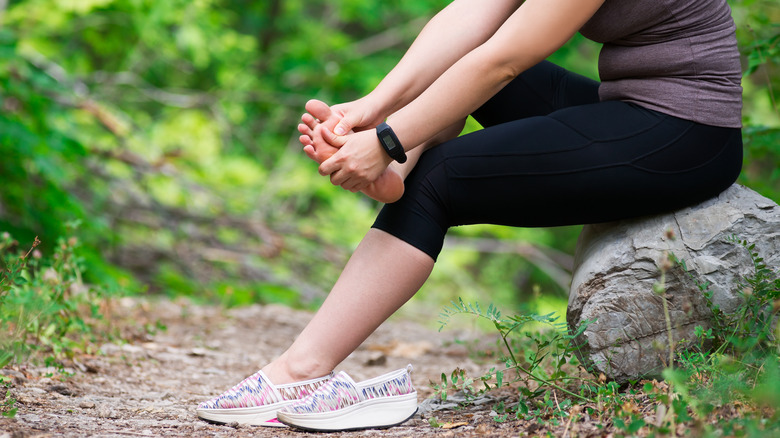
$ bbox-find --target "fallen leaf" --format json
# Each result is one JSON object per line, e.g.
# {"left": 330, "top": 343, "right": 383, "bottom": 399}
{"left": 440, "top": 421, "right": 469, "bottom": 429}
{"left": 366, "top": 340, "right": 433, "bottom": 358}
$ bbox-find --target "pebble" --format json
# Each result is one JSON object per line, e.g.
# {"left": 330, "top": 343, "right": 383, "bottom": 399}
{"left": 79, "top": 401, "right": 96, "bottom": 409}
{"left": 0, "top": 369, "right": 26, "bottom": 381}
{"left": 48, "top": 384, "right": 75, "bottom": 396}
{"left": 97, "top": 408, "right": 119, "bottom": 419}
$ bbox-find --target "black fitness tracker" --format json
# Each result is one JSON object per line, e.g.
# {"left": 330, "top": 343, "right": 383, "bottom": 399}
{"left": 376, "top": 122, "right": 407, "bottom": 164}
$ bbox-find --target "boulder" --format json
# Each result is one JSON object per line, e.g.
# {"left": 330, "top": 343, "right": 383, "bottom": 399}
{"left": 567, "top": 185, "right": 780, "bottom": 383}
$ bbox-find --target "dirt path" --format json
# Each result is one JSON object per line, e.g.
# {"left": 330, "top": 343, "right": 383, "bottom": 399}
{"left": 0, "top": 298, "right": 541, "bottom": 437}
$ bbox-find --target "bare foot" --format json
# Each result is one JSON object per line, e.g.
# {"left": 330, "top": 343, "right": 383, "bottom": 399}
{"left": 298, "top": 99, "right": 404, "bottom": 203}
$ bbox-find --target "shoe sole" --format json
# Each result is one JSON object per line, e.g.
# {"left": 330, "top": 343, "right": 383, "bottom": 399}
{"left": 276, "top": 392, "right": 418, "bottom": 432}
{"left": 196, "top": 400, "right": 295, "bottom": 427}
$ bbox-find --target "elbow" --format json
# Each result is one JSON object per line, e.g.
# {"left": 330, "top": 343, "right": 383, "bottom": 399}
{"left": 473, "top": 44, "right": 536, "bottom": 89}
{"left": 480, "top": 54, "right": 528, "bottom": 91}
{"left": 493, "top": 61, "right": 524, "bottom": 85}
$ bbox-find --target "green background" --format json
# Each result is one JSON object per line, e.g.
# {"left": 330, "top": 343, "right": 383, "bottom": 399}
{"left": 0, "top": 0, "right": 777, "bottom": 315}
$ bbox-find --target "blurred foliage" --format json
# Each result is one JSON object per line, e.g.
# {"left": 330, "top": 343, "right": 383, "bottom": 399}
{"left": 0, "top": 0, "right": 777, "bottom": 311}
{"left": 0, "top": 230, "right": 114, "bottom": 365}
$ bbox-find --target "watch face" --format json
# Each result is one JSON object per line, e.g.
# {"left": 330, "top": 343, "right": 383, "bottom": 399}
{"left": 382, "top": 134, "right": 397, "bottom": 150}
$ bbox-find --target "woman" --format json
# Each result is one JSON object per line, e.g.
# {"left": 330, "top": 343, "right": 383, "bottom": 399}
{"left": 197, "top": 0, "right": 743, "bottom": 431}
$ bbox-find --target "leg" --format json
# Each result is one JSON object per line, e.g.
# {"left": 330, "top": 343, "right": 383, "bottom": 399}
{"left": 262, "top": 228, "right": 435, "bottom": 384}
{"left": 374, "top": 101, "right": 743, "bottom": 261}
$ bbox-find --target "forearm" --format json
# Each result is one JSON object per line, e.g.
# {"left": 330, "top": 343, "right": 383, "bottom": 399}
{"left": 387, "top": 51, "right": 512, "bottom": 150}
{"left": 367, "top": 0, "right": 523, "bottom": 119}
{"left": 389, "top": 117, "right": 466, "bottom": 180}
{"left": 388, "top": 0, "right": 605, "bottom": 150}
{"left": 317, "top": 0, "right": 604, "bottom": 191}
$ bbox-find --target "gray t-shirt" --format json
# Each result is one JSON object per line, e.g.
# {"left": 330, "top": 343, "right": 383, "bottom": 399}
{"left": 579, "top": 0, "right": 743, "bottom": 128}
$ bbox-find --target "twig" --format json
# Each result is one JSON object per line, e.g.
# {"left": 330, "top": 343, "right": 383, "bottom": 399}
{"left": 562, "top": 408, "right": 575, "bottom": 438}
{"left": 444, "top": 236, "right": 573, "bottom": 291}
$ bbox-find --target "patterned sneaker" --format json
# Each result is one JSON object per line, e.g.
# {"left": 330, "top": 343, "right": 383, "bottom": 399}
{"left": 276, "top": 365, "right": 418, "bottom": 431}
{"left": 196, "top": 370, "right": 332, "bottom": 427}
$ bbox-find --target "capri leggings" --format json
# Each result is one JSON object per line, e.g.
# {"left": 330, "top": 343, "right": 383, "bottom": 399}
{"left": 372, "top": 61, "right": 743, "bottom": 261}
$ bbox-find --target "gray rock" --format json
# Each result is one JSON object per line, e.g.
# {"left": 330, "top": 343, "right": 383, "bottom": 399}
{"left": 567, "top": 185, "right": 780, "bottom": 383}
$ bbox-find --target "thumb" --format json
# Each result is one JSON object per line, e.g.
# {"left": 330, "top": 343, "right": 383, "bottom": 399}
{"left": 333, "top": 113, "right": 363, "bottom": 135}
{"left": 333, "top": 121, "right": 350, "bottom": 136}
{"left": 318, "top": 124, "right": 348, "bottom": 147}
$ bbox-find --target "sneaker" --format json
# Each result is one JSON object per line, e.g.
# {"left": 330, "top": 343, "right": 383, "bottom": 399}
{"left": 276, "top": 365, "right": 418, "bottom": 431}
{"left": 196, "top": 370, "right": 332, "bottom": 427}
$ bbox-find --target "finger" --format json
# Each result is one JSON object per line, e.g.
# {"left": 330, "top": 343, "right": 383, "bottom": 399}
{"left": 346, "top": 180, "right": 370, "bottom": 193}
{"left": 339, "top": 173, "right": 371, "bottom": 192}
{"left": 353, "top": 181, "right": 371, "bottom": 192}
{"left": 319, "top": 125, "right": 347, "bottom": 147}
{"left": 333, "top": 121, "right": 350, "bottom": 136}
{"left": 319, "top": 159, "right": 334, "bottom": 176}
{"left": 299, "top": 134, "right": 313, "bottom": 147}
{"left": 319, "top": 149, "right": 345, "bottom": 175}
{"left": 333, "top": 111, "right": 367, "bottom": 135}
{"left": 329, "top": 171, "right": 348, "bottom": 186}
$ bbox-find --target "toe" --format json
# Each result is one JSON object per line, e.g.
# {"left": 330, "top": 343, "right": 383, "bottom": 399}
{"left": 301, "top": 114, "right": 318, "bottom": 131}
{"left": 305, "top": 99, "right": 332, "bottom": 122}
{"left": 298, "top": 123, "right": 313, "bottom": 137}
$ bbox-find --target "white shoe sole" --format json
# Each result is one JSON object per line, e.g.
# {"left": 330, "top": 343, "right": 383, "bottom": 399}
{"left": 196, "top": 400, "right": 294, "bottom": 427}
{"left": 276, "top": 392, "right": 418, "bottom": 431}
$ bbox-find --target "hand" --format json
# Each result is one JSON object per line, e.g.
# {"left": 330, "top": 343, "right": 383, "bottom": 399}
{"left": 318, "top": 129, "right": 395, "bottom": 193}
{"left": 298, "top": 98, "right": 384, "bottom": 160}
{"left": 329, "top": 96, "right": 386, "bottom": 135}
{"left": 298, "top": 99, "right": 405, "bottom": 202}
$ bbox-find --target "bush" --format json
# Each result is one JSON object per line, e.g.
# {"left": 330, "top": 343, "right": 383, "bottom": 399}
{"left": 0, "top": 229, "right": 116, "bottom": 367}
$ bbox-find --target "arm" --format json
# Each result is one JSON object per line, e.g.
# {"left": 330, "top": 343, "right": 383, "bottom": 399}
{"left": 331, "top": 0, "right": 523, "bottom": 134}
{"left": 320, "top": 0, "right": 605, "bottom": 191}
{"left": 369, "top": 0, "right": 524, "bottom": 116}
{"left": 387, "top": 0, "right": 605, "bottom": 149}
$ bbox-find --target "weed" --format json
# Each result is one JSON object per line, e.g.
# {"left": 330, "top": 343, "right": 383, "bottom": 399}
{"left": 435, "top": 235, "right": 780, "bottom": 435}
{"left": 438, "top": 298, "right": 597, "bottom": 422}
{"left": 0, "top": 230, "right": 118, "bottom": 365}
{"left": 0, "top": 374, "right": 16, "bottom": 419}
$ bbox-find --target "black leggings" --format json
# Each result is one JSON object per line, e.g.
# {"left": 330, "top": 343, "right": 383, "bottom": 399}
{"left": 373, "top": 61, "right": 743, "bottom": 261}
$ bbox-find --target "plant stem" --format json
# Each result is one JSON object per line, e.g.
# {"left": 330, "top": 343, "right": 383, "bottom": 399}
{"left": 500, "top": 333, "right": 593, "bottom": 403}
{"left": 659, "top": 265, "right": 676, "bottom": 435}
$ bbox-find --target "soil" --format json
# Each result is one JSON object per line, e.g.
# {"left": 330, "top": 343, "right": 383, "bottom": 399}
{"left": 0, "top": 298, "right": 609, "bottom": 438}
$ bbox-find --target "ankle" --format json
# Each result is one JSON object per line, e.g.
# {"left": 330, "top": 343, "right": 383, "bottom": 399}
{"left": 263, "top": 353, "right": 331, "bottom": 385}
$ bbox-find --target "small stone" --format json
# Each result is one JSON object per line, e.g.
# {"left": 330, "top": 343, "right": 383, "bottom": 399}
{"left": 0, "top": 369, "right": 25, "bottom": 381}
{"left": 47, "top": 384, "right": 75, "bottom": 396}
{"left": 79, "top": 401, "right": 96, "bottom": 409}
{"left": 365, "top": 352, "right": 387, "bottom": 367}
{"left": 100, "top": 343, "right": 120, "bottom": 355}
{"left": 97, "top": 408, "right": 119, "bottom": 419}
{"left": 15, "top": 395, "right": 35, "bottom": 405}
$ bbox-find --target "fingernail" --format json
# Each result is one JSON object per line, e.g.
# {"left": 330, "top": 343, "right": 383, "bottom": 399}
{"left": 334, "top": 125, "right": 346, "bottom": 135}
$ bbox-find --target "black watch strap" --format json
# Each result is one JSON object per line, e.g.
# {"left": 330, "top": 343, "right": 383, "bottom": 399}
{"left": 376, "top": 122, "right": 407, "bottom": 163}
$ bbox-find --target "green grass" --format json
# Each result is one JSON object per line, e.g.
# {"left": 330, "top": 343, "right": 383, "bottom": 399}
{"left": 434, "top": 235, "right": 780, "bottom": 436}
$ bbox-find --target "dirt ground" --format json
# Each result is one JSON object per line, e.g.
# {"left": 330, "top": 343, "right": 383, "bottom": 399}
{"left": 0, "top": 298, "right": 608, "bottom": 437}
